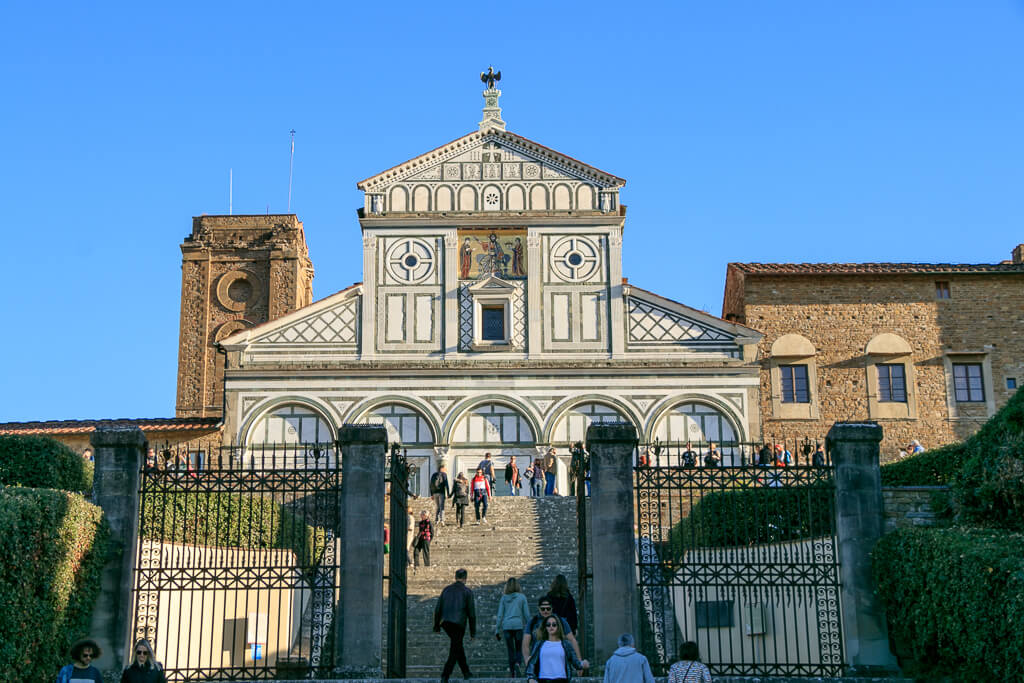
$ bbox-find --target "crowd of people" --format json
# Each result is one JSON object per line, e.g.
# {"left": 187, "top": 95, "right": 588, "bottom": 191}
{"left": 433, "top": 568, "right": 712, "bottom": 682}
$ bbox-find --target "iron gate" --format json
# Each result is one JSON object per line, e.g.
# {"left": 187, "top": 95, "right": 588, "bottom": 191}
{"left": 386, "top": 444, "right": 410, "bottom": 678}
{"left": 634, "top": 441, "right": 843, "bottom": 677}
{"left": 133, "top": 442, "right": 341, "bottom": 680}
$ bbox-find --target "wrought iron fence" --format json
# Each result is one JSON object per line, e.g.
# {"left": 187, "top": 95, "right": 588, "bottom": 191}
{"left": 132, "top": 442, "right": 342, "bottom": 681}
{"left": 633, "top": 440, "right": 843, "bottom": 678}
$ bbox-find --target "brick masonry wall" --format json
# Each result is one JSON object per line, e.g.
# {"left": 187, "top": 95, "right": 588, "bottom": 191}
{"left": 881, "top": 486, "right": 950, "bottom": 533}
{"left": 726, "top": 272, "right": 1024, "bottom": 460}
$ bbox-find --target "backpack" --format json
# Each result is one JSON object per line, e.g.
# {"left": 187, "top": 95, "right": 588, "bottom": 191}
{"left": 430, "top": 471, "right": 444, "bottom": 494}
{"left": 418, "top": 520, "right": 432, "bottom": 542}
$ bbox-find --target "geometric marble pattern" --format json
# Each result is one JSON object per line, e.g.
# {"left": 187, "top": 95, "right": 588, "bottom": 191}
{"left": 628, "top": 298, "right": 732, "bottom": 343}
{"left": 260, "top": 299, "right": 359, "bottom": 344}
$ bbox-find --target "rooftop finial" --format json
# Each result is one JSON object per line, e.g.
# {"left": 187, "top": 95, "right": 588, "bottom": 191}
{"left": 479, "top": 66, "right": 506, "bottom": 132}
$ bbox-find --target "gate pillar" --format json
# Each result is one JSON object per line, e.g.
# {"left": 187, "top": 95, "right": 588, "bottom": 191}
{"left": 88, "top": 426, "right": 146, "bottom": 675}
{"left": 336, "top": 424, "right": 388, "bottom": 676}
{"left": 827, "top": 421, "right": 899, "bottom": 674}
{"left": 586, "top": 423, "right": 638, "bottom": 667}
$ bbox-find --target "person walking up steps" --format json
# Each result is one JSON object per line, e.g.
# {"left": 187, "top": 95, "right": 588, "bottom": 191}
{"left": 544, "top": 574, "right": 579, "bottom": 635}
{"left": 505, "top": 455, "right": 521, "bottom": 496}
{"left": 478, "top": 452, "right": 496, "bottom": 492}
{"left": 431, "top": 464, "right": 451, "bottom": 525}
{"left": 452, "top": 472, "right": 470, "bottom": 528}
{"left": 603, "top": 633, "right": 654, "bottom": 683}
{"left": 495, "top": 577, "right": 530, "bottom": 676}
{"left": 434, "top": 568, "right": 476, "bottom": 683}
{"left": 471, "top": 467, "right": 492, "bottom": 524}
{"left": 413, "top": 510, "right": 434, "bottom": 567}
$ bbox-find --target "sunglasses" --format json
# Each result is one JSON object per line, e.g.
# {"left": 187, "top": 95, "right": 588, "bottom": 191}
{"left": 539, "top": 606, "right": 552, "bottom": 611}
{"left": 545, "top": 622, "right": 559, "bottom": 628}
{"left": 136, "top": 650, "right": 148, "bottom": 655}
{"left": 80, "top": 653, "right": 94, "bottom": 659}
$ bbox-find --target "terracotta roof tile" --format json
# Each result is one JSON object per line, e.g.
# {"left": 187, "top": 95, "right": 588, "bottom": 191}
{"left": 0, "top": 417, "right": 221, "bottom": 436}
{"left": 729, "top": 262, "right": 1024, "bottom": 275}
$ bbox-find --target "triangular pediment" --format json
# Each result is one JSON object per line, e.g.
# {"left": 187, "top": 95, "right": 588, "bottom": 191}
{"left": 219, "top": 284, "right": 362, "bottom": 348}
{"left": 356, "top": 129, "right": 625, "bottom": 193}
{"left": 467, "top": 274, "right": 518, "bottom": 294}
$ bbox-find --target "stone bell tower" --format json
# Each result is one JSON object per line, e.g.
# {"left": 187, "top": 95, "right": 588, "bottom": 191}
{"left": 176, "top": 214, "right": 314, "bottom": 418}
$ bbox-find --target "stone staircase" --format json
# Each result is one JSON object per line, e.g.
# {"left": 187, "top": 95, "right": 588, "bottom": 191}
{"left": 389, "top": 495, "right": 579, "bottom": 678}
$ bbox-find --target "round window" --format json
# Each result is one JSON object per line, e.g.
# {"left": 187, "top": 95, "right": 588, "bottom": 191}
{"left": 404, "top": 254, "right": 419, "bottom": 268}
{"left": 567, "top": 252, "right": 584, "bottom": 266}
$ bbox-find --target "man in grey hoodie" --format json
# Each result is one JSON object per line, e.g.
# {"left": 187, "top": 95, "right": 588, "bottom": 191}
{"left": 603, "top": 633, "right": 654, "bottom": 683}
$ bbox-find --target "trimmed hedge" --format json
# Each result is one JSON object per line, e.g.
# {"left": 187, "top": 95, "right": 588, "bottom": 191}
{"left": 953, "top": 388, "right": 1024, "bottom": 529}
{"left": 879, "top": 443, "right": 965, "bottom": 486}
{"left": 0, "top": 435, "right": 92, "bottom": 493}
{"left": 0, "top": 487, "right": 109, "bottom": 683}
{"left": 141, "top": 487, "right": 324, "bottom": 566}
{"left": 873, "top": 526, "right": 1024, "bottom": 680}
{"left": 670, "top": 481, "right": 833, "bottom": 553}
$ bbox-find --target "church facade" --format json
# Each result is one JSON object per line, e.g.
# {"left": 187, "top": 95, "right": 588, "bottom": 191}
{"left": 212, "top": 83, "right": 763, "bottom": 493}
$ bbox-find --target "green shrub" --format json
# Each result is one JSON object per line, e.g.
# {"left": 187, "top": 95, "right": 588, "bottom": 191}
{"left": 670, "top": 481, "right": 833, "bottom": 554}
{"left": 0, "top": 487, "right": 109, "bottom": 683}
{"left": 141, "top": 487, "right": 324, "bottom": 566}
{"left": 880, "top": 443, "right": 965, "bottom": 486}
{"left": 953, "top": 389, "right": 1024, "bottom": 529}
{"left": 872, "top": 526, "right": 1024, "bottom": 680}
{"left": 0, "top": 435, "right": 91, "bottom": 493}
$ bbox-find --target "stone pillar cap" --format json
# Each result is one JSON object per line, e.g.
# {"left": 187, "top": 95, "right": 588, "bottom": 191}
{"left": 90, "top": 426, "right": 148, "bottom": 448}
{"left": 585, "top": 422, "right": 638, "bottom": 443}
{"left": 337, "top": 424, "right": 388, "bottom": 444}
{"left": 826, "top": 421, "right": 883, "bottom": 443}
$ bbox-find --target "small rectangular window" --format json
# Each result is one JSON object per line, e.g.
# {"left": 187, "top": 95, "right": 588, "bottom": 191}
{"left": 780, "top": 364, "right": 810, "bottom": 403}
{"left": 935, "top": 281, "right": 951, "bottom": 299}
{"left": 481, "top": 305, "right": 506, "bottom": 341}
{"left": 878, "top": 364, "right": 907, "bottom": 402}
{"left": 1008, "top": 378, "right": 1018, "bottom": 391}
{"left": 695, "top": 600, "right": 734, "bottom": 629}
{"left": 953, "top": 363, "right": 985, "bottom": 402}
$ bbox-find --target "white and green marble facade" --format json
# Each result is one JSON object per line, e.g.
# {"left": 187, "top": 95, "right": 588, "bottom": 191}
{"left": 219, "top": 89, "right": 762, "bottom": 494}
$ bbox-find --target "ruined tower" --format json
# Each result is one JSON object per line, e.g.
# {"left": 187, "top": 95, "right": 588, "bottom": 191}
{"left": 176, "top": 214, "right": 314, "bottom": 418}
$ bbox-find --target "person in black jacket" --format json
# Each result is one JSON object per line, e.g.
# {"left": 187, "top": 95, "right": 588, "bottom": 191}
{"left": 544, "top": 574, "right": 579, "bottom": 635}
{"left": 434, "top": 568, "right": 476, "bottom": 682}
{"left": 430, "top": 464, "right": 451, "bottom": 525}
{"left": 120, "top": 639, "right": 166, "bottom": 683}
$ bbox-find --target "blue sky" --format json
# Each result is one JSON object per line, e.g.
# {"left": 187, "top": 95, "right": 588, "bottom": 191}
{"left": 2, "top": 1, "right": 1022, "bottom": 422}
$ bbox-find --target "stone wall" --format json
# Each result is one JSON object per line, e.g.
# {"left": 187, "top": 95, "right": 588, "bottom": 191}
{"left": 882, "top": 486, "right": 950, "bottom": 533}
{"left": 176, "top": 215, "right": 313, "bottom": 418}
{"left": 723, "top": 268, "right": 1024, "bottom": 460}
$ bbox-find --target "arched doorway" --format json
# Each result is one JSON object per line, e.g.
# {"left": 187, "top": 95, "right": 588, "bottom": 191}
{"left": 448, "top": 401, "right": 537, "bottom": 496}
{"left": 358, "top": 403, "right": 436, "bottom": 497}
{"left": 651, "top": 401, "right": 742, "bottom": 465}
{"left": 246, "top": 402, "right": 337, "bottom": 468}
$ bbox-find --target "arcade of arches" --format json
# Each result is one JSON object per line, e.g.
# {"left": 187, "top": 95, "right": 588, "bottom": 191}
{"left": 243, "top": 398, "right": 744, "bottom": 495}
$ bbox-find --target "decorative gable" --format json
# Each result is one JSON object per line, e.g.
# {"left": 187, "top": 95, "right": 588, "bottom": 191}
{"left": 624, "top": 286, "right": 760, "bottom": 358}
{"left": 628, "top": 298, "right": 732, "bottom": 343}
{"left": 255, "top": 297, "right": 359, "bottom": 344}
{"left": 357, "top": 129, "right": 625, "bottom": 215}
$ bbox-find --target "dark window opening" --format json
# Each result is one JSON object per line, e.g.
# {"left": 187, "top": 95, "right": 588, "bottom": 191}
{"left": 481, "top": 305, "right": 506, "bottom": 341}
{"left": 696, "top": 600, "right": 734, "bottom": 628}
{"left": 780, "top": 364, "right": 810, "bottom": 403}
{"left": 936, "top": 281, "right": 951, "bottom": 299}
{"left": 878, "top": 364, "right": 907, "bottom": 402}
{"left": 953, "top": 363, "right": 985, "bottom": 402}
{"left": 1008, "top": 377, "right": 1018, "bottom": 391}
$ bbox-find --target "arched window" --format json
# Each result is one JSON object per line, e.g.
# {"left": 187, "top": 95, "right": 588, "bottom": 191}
{"left": 451, "top": 403, "right": 535, "bottom": 445}
{"left": 550, "top": 402, "right": 628, "bottom": 444}
{"left": 360, "top": 404, "right": 435, "bottom": 446}
{"left": 653, "top": 402, "right": 738, "bottom": 444}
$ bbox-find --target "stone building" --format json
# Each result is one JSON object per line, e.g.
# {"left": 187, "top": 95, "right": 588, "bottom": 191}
{"left": 722, "top": 252, "right": 1024, "bottom": 459}
{"left": 212, "top": 83, "right": 764, "bottom": 493}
